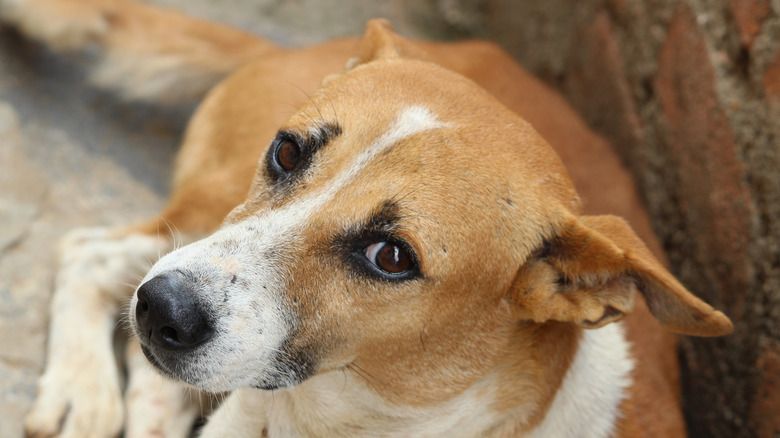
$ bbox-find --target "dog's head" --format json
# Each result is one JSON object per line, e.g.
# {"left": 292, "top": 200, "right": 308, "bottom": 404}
{"left": 130, "top": 20, "right": 731, "bottom": 401}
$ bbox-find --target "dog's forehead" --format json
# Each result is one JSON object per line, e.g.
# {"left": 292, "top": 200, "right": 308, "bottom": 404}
{"left": 257, "top": 65, "right": 563, "bottom": 264}
{"left": 294, "top": 59, "right": 572, "bottom": 186}
{"left": 225, "top": 59, "right": 581, "bottom": 268}
{"left": 289, "top": 59, "right": 491, "bottom": 144}
{"left": 282, "top": 59, "right": 577, "bottom": 215}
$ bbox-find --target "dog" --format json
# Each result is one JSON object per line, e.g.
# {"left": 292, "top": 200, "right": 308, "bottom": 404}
{"left": 1, "top": 0, "right": 733, "bottom": 437}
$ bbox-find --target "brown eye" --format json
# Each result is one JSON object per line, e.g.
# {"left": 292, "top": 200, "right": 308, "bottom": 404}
{"left": 365, "top": 242, "right": 411, "bottom": 274}
{"left": 276, "top": 140, "right": 301, "bottom": 171}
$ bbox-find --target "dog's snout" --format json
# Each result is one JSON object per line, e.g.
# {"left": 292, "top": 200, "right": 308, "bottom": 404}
{"left": 135, "top": 273, "right": 213, "bottom": 351}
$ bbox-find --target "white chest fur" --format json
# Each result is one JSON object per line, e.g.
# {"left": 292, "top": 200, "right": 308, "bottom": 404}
{"left": 202, "top": 323, "right": 634, "bottom": 438}
{"left": 527, "top": 323, "right": 634, "bottom": 438}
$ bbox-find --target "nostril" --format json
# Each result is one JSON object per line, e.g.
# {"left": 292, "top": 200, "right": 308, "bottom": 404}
{"left": 158, "top": 326, "right": 179, "bottom": 344}
{"left": 135, "top": 296, "right": 151, "bottom": 336}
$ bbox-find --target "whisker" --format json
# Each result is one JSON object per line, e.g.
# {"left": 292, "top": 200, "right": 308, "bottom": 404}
{"left": 346, "top": 362, "right": 382, "bottom": 392}
{"left": 114, "top": 280, "right": 139, "bottom": 289}
{"left": 290, "top": 82, "right": 325, "bottom": 122}
{"left": 323, "top": 90, "right": 340, "bottom": 130}
{"left": 339, "top": 368, "right": 349, "bottom": 397}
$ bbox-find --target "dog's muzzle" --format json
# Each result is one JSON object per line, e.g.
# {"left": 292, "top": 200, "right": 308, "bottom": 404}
{"left": 134, "top": 272, "right": 213, "bottom": 351}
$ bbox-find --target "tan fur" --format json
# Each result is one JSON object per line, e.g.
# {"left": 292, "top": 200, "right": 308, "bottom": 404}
{"left": 1, "top": 3, "right": 733, "bottom": 437}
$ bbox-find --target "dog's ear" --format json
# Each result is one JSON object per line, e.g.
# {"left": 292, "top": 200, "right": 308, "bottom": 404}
{"left": 511, "top": 214, "right": 733, "bottom": 336}
{"left": 323, "top": 20, "right": 428, "bottom": 86}
{"left": 355, "top": 19, "right": 428, "bottom": 65}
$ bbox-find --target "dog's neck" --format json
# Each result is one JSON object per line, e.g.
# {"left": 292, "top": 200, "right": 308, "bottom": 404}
{"left": 257, "top": 323, "right": 633, "bottom": 438}
{"left": 526, "top": 323, "right": 634, "bottom": 438}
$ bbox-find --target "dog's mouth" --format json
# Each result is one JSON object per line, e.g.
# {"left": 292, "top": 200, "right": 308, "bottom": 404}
{"left": 128, "top": 216, "right": 319, "bottom": 392}
{"left": 139, "top": 344, "right": 179, "bottom": 380}
{"left": 134, "top": 325, "right": 214, "bottom": 385}
{"left": 138, "top": 333, "right": 315, "bottom": 392}
{"left": 137, "top": 334, "right": 244, "bottom": 391}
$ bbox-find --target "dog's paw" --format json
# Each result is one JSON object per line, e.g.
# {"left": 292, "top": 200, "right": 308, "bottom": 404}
{"left": 57, "top": 227, "right": 112, "bottom": 252}
{"left": 0, "top": 0, "right": 111, "bottom": 50}
{"left": 124, "top": 375, "right": 203, "bottom": 438}
{"left": 123, "top": 343, "right": 205, "bottom": 438}
{"left": 24, "top": 367, "right": 124, "bottom": 438}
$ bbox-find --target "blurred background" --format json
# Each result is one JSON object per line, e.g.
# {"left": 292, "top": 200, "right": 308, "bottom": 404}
{"left": 0, "top": 0, "right": 777, "bottom": 437}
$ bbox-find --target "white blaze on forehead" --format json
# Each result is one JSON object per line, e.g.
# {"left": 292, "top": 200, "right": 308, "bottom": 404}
{"left": 371, "top": 105, "right": 449, "bottom": 159}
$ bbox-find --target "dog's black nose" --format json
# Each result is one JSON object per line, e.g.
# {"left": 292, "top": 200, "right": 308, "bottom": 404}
{"left": 135, "top": 272, "right": 213, "bottom": 351}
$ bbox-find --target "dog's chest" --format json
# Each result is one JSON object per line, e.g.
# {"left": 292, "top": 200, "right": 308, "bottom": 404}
{"left": 259, "top": 323, "right": 633, "bottom": 438}
{"left": 259, "top": 372, "right": 509, "bottom": 438}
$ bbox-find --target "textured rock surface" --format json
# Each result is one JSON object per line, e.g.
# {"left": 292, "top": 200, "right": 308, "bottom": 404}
{"left": 481, "top": 0, "right": 780, "bottom": 436}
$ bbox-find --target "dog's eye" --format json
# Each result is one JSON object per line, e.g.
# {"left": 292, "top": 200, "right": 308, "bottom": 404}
{"left": 365, "top": 242, "right": 411, "bottom": 274}
{"left": 275, "top": 139, "right": 302, "bottom": 171}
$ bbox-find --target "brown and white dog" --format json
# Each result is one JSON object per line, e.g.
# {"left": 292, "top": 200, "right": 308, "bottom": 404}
{"left": 1, "top": 1, "right": 733, "bottom": 437}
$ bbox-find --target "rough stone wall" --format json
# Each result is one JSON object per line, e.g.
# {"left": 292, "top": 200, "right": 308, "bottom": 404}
{"left": 478, "top": 0, "right": 780, "bottom": 437}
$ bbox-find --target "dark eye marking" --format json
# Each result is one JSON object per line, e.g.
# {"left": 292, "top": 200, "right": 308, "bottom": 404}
{"left": 333, "top": 201, "right": 422, "bottom": 282}
{"left": 265, "top": 122, "right": 342, "bottom": 183}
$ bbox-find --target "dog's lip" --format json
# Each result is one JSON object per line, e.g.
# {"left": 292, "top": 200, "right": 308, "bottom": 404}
{"left": 140, "top": 344, "right": 177, "bottom": 378}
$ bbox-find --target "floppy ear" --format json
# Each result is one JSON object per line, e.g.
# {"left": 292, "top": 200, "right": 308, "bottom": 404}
{"left": 511, "top": 214, "right": 733, "bottom": 337}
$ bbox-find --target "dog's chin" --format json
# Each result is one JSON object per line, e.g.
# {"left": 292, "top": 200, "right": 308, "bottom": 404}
{"left": 138, "top": 342, "right": 311, "bottom": 393}
{"left": 140, "top": 344, "right": 179, "bottom": 380}
{"left": 139, "top": 344, "right": 198, "bottom": 383}
{"left": 139, "top": 343, "right": 231, "bottom": 392}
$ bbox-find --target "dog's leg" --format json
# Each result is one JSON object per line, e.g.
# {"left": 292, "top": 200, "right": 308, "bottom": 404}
{"left": 0, "top": 0, "right": 280, "bottom": 103}
{"left": 24, "top": 226, "right": 171, "bottom": 438}
{"left": 124, "top": 339, "right": 211, "bottom": 438}
{"left": 198, "top": 389, "right": 269, "bottom": 438}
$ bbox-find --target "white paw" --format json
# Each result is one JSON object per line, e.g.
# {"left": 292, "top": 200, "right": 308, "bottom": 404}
{"left": 56, "top": 227, "right": 168, "bottom": 300}
{"left": 123, "top": 340, "right": 203, "bottom": 438}
{"left": 24, "top": 366, "right": 124, "bottom": 438}
{"left": 124, "top": 371, "right": 203, "bottom": 438}
{"left": 59, "top": 226, "right": 112, "bottom": 246}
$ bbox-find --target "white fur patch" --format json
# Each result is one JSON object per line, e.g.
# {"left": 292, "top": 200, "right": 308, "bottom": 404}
{"left": 373, "top": 105, "right": 448, "bottom": 155}
{"left": 201, "top": 370, "right": 503, "bottom": 438}
{"left": 124, "top": 341, "right": 203, "bottom": 438}
{"left": 305, "top": 105, "right": 448, "bottom": 213}
{"left": 528, "top": 323, "right": 634, "bottom": 438}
